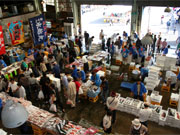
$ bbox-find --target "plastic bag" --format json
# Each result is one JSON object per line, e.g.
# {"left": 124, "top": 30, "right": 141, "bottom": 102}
{"left": 38, "top": 90, "right": 44, "bottom": 99}
{"left": 66, "top": 99, "right": 72, "bottom": 105}
{"left": 49, "top": 103, "right": 57, "bottom": 112}
{"left": 78, "top": 87, "right": 83, "bottom": 95}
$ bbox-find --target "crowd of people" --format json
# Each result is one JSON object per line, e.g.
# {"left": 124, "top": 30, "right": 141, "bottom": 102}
{"left": 0, "top": 28, "right": 180, "bottom": 134}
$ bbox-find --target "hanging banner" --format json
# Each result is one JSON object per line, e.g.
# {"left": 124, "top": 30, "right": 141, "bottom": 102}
{"left": 0, "top": 26, "right": 6, "bottom": 55}
{"left": 7, "top": 21, "right": 24, "bottom": 45}
{"left": 29, "top": 14, "right": 47, "bottom": 46}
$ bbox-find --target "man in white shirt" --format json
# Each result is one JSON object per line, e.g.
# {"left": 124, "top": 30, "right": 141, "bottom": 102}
{"left": 17, "top": 83, "right": 26, "bottom": 99}
{"left": 106, "top": 91, "right": 119, "bottom": 124}
{"left": 81, "top": 55, "right": 89, "bottom": 73}
{"left": 99, "top": 29, "right": 104, "bottom": 40}
{"left": 7, "top": 79, "right": 18, "bottom": 97}
{"left": 138, "top": 103, "right": 152, "bottom": 127}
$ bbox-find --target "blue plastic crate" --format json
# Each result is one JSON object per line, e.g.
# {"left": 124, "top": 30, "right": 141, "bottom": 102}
{"left": 87, "top": 87, "right": 101, "bottom": 98}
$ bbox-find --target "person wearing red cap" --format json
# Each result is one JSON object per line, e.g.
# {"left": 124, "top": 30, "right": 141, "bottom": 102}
{"left": 106, "top": 91, "right": 118, "bottom": 124}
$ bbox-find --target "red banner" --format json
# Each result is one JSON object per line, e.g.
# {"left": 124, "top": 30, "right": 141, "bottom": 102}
{"left": 0, "top": 26, "right": 6, "bottom": 55}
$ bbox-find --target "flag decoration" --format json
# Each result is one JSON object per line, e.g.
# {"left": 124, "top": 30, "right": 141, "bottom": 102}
{"left": 29, "top": 14, "right": 47, "bottom": 46}
{"left": 7, "top": 21, "right": 24, "bottom": 45}
{"left": 0, "top": 25, "right": 6, "bottom": 55}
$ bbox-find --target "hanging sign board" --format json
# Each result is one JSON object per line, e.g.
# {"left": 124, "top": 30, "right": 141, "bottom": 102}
{"left": 29, "top": 14, "right": 47, "bottom": 46}
{"left": 7, "top": 21, "right": 24, "bottom": 45}
{"left": 0, "top": 25, "right": 6, "bottom": 55}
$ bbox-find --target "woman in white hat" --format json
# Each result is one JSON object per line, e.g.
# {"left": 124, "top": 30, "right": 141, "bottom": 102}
{"left": 129, "top": 118, "right": 148, "bottom": 135}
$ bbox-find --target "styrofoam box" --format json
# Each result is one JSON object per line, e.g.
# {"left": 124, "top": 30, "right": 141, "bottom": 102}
{"left": 170, "top": 65, "right": 178, "bottom": 72}
{"left": 166, "top": 108, "right": 176, "bottom": 122}
{"left": 130, "top": 62, "right": 135, "bottom": 67}
{"left": 110, "top": 65, "right": 120, "bottom": 71}
{"left": 148, "top": 66, "right": 161, "bottom": 72}
{"left": 170, "top": 93, "right": 179, "bottom": 102}
{"left": 145, "top": 85, "right": 155, "bottom": 91}
{"left": 159, "top": 110, "right": 168, "bottom": 126}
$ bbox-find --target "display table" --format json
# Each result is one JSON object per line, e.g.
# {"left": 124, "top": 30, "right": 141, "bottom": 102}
{"left": 87, "top": 51, "right": 109, "bottom": 64}
{"left": 0, "top": 92, "right": 98, "bottom": 135}
{"left": 36, "top": 74, "right": 61, "bottom": 91}
{"left": 115, "top": 92, "right": 180, "bottom": 128}
{"left": 1, "top": 55, "right": 34, "bottom": 80}
{"left": 65, "top": 58, "right": 93, "bottom": 71}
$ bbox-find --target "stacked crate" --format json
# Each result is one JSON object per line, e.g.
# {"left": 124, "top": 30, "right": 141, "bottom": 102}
{"left": 158, "top": 110, "right": 168, "bottom": 126}
{"left": 174, "top": 111, "right": 180, "bottom": 128}
{"left": 166, "top": 108, "right": 176, "bottom": 127}
{"left": 123, "top": 97, "right": 134, "bottom": 114}
{"left": 116, "top": 97, "right": 126, "bottom": 112}
{"left": 131, "top": 99, "right": 143, "bottom": 116}
{"left": 145, "top": 66, "right": 160, "bottom": 91}
{"left": 150, "top": 106, "right": 162, "bottom": 123}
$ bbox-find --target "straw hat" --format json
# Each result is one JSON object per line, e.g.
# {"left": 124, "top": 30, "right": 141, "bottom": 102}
{"left": 132, "top": 119, "right": 141, "bottom": 126}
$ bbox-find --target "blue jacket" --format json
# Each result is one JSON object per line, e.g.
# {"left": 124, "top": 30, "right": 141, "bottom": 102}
{"left": 0, "top": 60, "right": 7, "bottom": 67}
{"left": 28, "top": 49, "right": 34, "bottom": 56}
{"left": 33, "top": 51, "right": 38, "bottom": 60}
{"left": 119, "top": 40, "right": 123, "bottom": 47}
{"left": 177, "top": 72, "right": 180, "bottom": 80}
{"left": 121, "top": 48, "right": 129, "bottom": 58}
{"left": 14, "top": 53, "right": 21, "bottom": 61}
{"left": 91, "top": 74, "right": 101, "bottom": 87}
{"left": 0, "top": 98, "right": 2, "bottom": 109}
{"left": 163, "top": 48, "right": 168, "bottom": 55}
{"left": 131, "top": 82, "right": 147, "bottom": 96}
{"left": 52, "top": 64, "right": 60, "bottom": 78}
{"left": 102, "top": 80, "right": 109, "bottom": 92}
{"left": 138, "top": 47, "right": 145, "bottom": 57}
{"left": 178, "top": 51, "right": 180, "bottom": 58}
{"left": 78, "top": 70, "right": 86, "bottom": 81}
{"left": 111, "top": 44, "right": 115, "bottom": 54}
{"left": 140, "top": 67, "right": 149, "bottom": 76}
{"left": 123, "top": 33, "right": 128, "bottom": 37}
{"left": 44, "top": 41, "right": 48, "bottom": 46}
{"left": 72, "top": 68, "right": 78, "bottom": 78}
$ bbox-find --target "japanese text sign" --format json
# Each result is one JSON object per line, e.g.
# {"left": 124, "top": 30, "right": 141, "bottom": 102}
{"left": 7, "top": 21, "right": 24, "bottom": 45}
{"left": 29, "top": 14, "right": 47, "bottom": 46}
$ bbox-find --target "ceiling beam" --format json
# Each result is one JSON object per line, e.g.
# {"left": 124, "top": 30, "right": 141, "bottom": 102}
{"left": 74, "top": 0, "right": 180, "bottom": 7}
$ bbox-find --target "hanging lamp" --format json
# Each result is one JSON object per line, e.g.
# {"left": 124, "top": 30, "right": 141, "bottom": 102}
{"left": 1, "top": 100, "right": 28, "bottom": 128}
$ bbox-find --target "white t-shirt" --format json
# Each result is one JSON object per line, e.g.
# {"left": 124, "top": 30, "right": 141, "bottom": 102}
{"left": 8, "top": 82, "right": 18, "bottom": 92}
{"left": 106, "top": 96, "right": 119, "bottom": 110}
{"left": 139, "top": 108, "right": 152, "bottom": 122}
{"left": 44, "top": 55, "right": 48, "bottom": 64}
{"left": 18, "top": 86, "right": 26, "bottom": 98}
{"left": 82, "top": 56, "right": 88, "bottom": 63}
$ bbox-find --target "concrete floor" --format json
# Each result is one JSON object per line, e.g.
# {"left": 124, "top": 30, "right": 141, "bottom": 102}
{"left": 64, "top": 64, "right": 180, "bottom": 134}
{"left": 1, "top": 62, "right": 180, "bottom": 134}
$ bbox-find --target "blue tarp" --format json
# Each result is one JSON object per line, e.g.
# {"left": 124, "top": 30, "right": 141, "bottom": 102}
{"left": 120, "top": 82, "right": 134, "bottom": 90}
